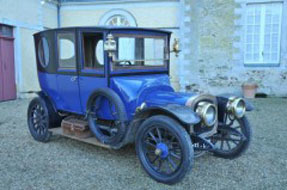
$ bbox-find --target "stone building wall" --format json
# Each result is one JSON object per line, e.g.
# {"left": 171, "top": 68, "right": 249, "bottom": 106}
{"left": 180, "top": 0, "right": 287, "bottom": 97}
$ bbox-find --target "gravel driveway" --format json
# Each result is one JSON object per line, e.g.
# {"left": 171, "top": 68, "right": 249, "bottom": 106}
{"left": 0, "top": 98, "right": 287, "bottom": 190}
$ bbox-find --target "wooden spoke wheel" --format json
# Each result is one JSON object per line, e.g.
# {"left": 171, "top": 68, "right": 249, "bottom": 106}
{"left": 211, "top": 116, "right": 252, "bottom": 159}
{"left": 27, "top": 97, "right": 52, "bottom": 142}
{"left": 136, "top": 115, "right": 193, "bottom": 184}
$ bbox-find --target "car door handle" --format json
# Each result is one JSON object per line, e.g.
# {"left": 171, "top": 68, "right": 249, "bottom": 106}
{"left": 71, "top": 76, "right": 78, "bottom": 82}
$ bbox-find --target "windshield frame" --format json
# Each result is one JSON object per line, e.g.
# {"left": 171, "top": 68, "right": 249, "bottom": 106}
{"left": 108, "top": 30, "right": 170, "bottom": 75}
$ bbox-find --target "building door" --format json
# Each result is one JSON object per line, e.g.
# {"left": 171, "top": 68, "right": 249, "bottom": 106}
{"left": 0, "top": 24, "right": 16, "bottom": 101}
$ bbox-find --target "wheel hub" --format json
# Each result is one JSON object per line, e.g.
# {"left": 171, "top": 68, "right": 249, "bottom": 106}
{"left": 155, "top": 143, "right": 169, "bottom": 158}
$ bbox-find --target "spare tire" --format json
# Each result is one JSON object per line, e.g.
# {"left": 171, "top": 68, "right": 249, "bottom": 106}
{"left": 87, "top": 88, "right": 128, "bottom": 147}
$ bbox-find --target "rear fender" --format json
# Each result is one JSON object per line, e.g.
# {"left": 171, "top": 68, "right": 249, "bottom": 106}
{"left": 36, "top": 91, "right": 58, "bottom": 113}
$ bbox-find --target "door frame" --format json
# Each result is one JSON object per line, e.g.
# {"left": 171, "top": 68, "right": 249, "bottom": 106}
{"left": 54, "top": 28, "right": 82, "bottom": 114}
{"left": 77, "top": 29, "right": 108, "bottom": 113}
{"left": 0, "top": 24, "right": 16, "bottom": 101}
{"left": 77, "top": 28, "right": 107, "bottom": 78}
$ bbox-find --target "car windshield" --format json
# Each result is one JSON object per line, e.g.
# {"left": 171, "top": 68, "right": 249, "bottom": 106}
{"left": 112, "top": 35, "right": 168, "bottom": 70}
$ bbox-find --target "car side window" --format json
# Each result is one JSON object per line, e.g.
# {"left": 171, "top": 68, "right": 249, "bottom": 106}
{"left": 82, "top": 33, "right": 104, "bottom": 70}
{"left": 57, "top": 32, "right": 76, "bottom": 70}
{"left": 38, "top": 37, "right": 50, "bottom": 68}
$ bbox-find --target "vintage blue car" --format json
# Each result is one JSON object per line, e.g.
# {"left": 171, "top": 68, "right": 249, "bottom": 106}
{"left": 28, "top": 27, "right": 253, "bottom": 184}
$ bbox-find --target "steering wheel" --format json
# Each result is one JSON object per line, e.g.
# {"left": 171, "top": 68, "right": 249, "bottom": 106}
{"left": 122, "top": 60, "right": 132, "bottom": 66}
{"left": 116, "top": 60, "right": 132, "bottom": 67}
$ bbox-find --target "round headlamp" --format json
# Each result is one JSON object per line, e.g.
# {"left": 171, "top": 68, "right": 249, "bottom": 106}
{"left": 227, "top": 97, "right": 246, "bottom": 118}
{"left": 196, "top": 102, "right": 217, "bottom": 127}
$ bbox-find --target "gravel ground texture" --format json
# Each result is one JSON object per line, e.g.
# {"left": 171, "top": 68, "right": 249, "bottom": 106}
{"left": 0, "top": 98, "right": 287, "bottom": 190}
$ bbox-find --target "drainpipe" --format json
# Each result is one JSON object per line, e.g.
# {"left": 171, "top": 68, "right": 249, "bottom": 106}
{"left": 57, "top": 1, "right": 61, "bottom": 28}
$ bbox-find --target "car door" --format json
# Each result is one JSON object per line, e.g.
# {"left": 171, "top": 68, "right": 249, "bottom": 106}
{"left": 56, "top": 30, "right": 82, "bottom": 114}
{"left": 78, "top": 30, "right": 108, "bottom": 113}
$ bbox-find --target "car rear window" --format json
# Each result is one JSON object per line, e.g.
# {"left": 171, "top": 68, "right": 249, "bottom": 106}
{"left": 37, "top": 37, "right": 50, "bottom": 68}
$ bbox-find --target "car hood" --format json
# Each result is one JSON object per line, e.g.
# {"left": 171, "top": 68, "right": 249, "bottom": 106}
{"left": 144, "top": 90, "right": 194, "bottom": 107}
{"left": 110, "top": 74, "right": 194, "bottom": 118}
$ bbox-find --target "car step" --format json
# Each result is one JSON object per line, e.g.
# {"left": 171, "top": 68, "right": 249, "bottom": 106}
{"left": 50, "top": 127, "right": 111, "bottom": 149}
{"left": 49, "top": 116, "right": 111, "bottom": 149}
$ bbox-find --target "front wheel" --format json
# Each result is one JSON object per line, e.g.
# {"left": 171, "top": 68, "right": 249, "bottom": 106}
{"left": 135, "top": 115, "right": 194, "bottom": 185}
{"left": 211, "top": 116, "right": 252, "bottom": 159}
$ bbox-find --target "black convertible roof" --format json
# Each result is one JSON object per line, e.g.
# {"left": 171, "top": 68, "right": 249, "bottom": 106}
{"left": 34, "top": 26, "right": 172, "bottom": 36}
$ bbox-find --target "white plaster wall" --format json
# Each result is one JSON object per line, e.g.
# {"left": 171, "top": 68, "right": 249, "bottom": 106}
{"left": 60, "top": 2, "right": 179, "bottom": 27}
{"left": 20, "top": 28, "right": 39, "bottom": 92}
{"left": 43, "top": 3, "right": 58, "bottom": 29}
{"left": 0, "top": 0, "right": 40, "bottom": 26}
{"left": 0, "top": 0, "right": 58, "bottom": 96}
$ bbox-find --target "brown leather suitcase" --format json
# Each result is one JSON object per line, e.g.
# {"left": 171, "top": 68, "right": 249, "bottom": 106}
{"left": 61, "top": 117, "right": 92, "bottom": 139}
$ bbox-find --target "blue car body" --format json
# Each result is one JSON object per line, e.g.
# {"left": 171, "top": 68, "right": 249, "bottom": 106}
{"left": 34, "top": 26, "right": 252, "bottom": 126}
{"left": 38, "top": 69, "right": 193, "bottom": 120}
{"left": 34, "top": 27, "right": 196, "bottom": 122}
{"left": 30, "top": 27, "right": 254, "bottom": 185}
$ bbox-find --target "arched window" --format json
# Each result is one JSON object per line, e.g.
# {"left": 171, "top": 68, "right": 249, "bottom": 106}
{"left": 106, "top": 15, "right": 130, "bottom": 26}
{"left": 98, "top": 9, "right": 137, "bottom": 27}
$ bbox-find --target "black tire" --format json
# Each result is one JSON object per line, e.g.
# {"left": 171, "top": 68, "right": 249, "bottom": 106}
{"left": 27, "top": 97, "right": 54, "bottom": 142}
{"left": 212, "top": 116, "right": 252, "bottom": 159}
{"left": 135, "top": 115, "right": 194, "bottom": 185}
{"left": 87, "top": 88, "right": 127, "bottom": 146}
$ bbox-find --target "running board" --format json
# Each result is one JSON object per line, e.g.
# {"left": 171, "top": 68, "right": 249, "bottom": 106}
{"left": 50, "top": 127, "right": 111, "bottom": 149}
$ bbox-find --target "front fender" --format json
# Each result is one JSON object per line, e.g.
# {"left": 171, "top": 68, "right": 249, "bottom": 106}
{"left": 135, "top": 104, "right": 201, "bottom": 125}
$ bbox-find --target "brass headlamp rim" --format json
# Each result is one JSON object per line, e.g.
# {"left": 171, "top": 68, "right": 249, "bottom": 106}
{"left": 196, "top": 102, "right": 217, "bottom": 127}
{"left": 227, "top": 97, "right": 246, "bottom": 118}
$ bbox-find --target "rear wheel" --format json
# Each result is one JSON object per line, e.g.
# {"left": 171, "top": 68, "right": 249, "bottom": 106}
{"left": 135, "top": 115, "right": 193, "bottom": 185}
{"left": 27, "top": 97, "right": 52, "bottom": 142}
{"left": 211, "top": 116, "right": 252, "bottom": 159}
